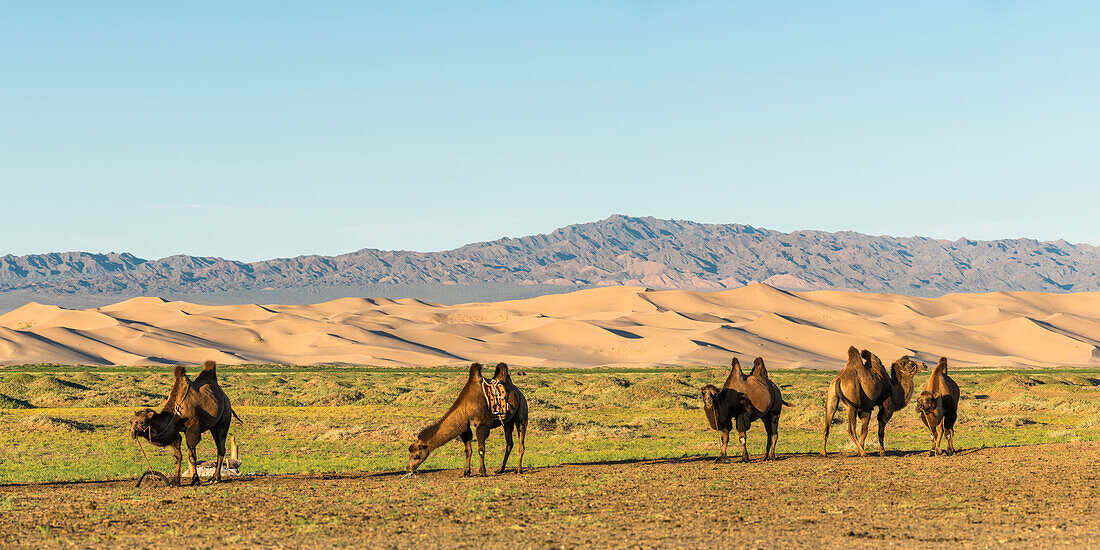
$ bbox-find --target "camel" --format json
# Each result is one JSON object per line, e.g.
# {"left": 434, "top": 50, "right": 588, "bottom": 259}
{"left": 821, "top": 347, "right": 924, "bottom": 457}
{"left": 131, "top": 361, "right": 240, "bottom": 486}
{"left": 700, "top": 357, "right": 786, "bottom": 463}
{"left": 915, "top": 357, "right": 960, "bottom": 456}
{"left": 406, "top": 362, "right": 529, "bottom": 477}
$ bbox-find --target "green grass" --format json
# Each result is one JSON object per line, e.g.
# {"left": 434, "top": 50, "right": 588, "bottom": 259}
{"left": 1, "top": 366, "right": 1099, "bottom": 484}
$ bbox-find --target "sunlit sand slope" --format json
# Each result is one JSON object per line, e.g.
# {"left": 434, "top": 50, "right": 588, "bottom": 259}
{"left": 1, "top": 285, "right": 1098, "bottom": 368}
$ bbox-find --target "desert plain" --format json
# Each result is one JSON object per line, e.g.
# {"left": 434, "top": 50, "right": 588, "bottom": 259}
{"left": 1, "top": 286, "right": 1099, "bottom": 548}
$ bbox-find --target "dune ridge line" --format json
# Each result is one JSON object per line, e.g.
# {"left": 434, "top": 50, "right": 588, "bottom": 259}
{"left": 0, "top": 284, "right": 1097, "bottom": 368}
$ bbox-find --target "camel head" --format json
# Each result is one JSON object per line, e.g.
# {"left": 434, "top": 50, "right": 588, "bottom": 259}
{"left": 406, "top": 441, "right": 431, "bottom": 473}
{"left": 131, "top": 409, "right": 155, "bottom": 439}
{"left": 700, "top": 384, "right": 750, "bottom": 431}
{"left": 914, "top": 390, "right": 940, "bottom": 415}
{"left": 700, "top": 384, "right": 720, "bottom": 410}
{"left": 130, "top": 408, "right": 174, "bottom": 442}
{"left": 891, "top": 355, "right": 925, "bottom": 380}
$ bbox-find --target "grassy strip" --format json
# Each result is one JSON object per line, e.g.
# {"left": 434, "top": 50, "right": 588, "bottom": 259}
{"left": 1, "top": 366, "right": 1099, "bottom": 484}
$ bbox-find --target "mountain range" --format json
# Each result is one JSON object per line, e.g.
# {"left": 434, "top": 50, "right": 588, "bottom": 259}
{"left": 2, "top": 215, "right": 1097, "bottom": 298}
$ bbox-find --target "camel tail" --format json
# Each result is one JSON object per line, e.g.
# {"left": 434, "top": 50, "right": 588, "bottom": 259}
{"left": 232, "top": 408, "right": 243, "bottom": 424}
{"left": 782, "top": 399, "right": 794, "bottom": 407}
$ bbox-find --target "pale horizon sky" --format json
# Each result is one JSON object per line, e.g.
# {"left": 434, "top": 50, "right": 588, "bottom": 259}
{"left": 3, "top": 2, "right": 1099, "bottom": 261}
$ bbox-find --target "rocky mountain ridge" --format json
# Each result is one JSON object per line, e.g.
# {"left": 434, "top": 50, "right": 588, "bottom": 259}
{"left": 2, "top": 215, "right": 1096, "bottom": 296}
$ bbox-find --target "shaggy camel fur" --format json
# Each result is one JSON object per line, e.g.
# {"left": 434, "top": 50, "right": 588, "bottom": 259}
{"left": 915, "top": 357, "right": 960, "bottom": 456}
{"left": 821, "top": 347, "right": 924, "bottom": 457}
{"left": 701, "top": 357, "right": 786, "bottom": 463}
{"left": 406, "top": 363, "right": 529, "bottom": 476}
{"left": 131, "top": 361, "right": 239, "bottom": 486}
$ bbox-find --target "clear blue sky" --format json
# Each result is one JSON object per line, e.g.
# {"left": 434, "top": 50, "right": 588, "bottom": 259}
{"left": 2, "top": 2, "right": 1098, "bottom": 261}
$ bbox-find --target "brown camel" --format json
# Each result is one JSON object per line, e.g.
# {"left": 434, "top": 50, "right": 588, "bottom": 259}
{"left": 821, "top": 347, "right": 924, "bottom": 457}
{"left": 915, "top": 357, "right": 960, "bottom": 456}
{"left": 131, "top": 361, "right": 240, "bottom": 486}
{"left": 700, "top": 357, "right": 786, "bottom": 463}
{"left": 406, "top": 362, "right": 529, "bottom": 476}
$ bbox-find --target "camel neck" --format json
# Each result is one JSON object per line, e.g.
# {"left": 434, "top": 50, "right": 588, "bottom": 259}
{"left": 893, "top": 370, "right": 916, "bottom": 409}
{"left": 149, "top": 414, "right": 179, "bottom": 444}
{"left": 420, "top": 412, "right": 470, "bottom": 451}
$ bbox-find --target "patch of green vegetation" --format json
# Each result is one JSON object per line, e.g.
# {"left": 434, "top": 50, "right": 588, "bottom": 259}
{"left": 1, "top": 365, "right": 1098, "bottom": 484}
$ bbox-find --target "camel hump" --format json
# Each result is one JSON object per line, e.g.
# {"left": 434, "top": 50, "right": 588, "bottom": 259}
{"left": 723, "top": 357, "right": 744, "bottom": 388}
{"left": 844, "top": 346, "right": 862, "bottom": 369}
{"left": 848, "top": 346, "right": 860, "bottom": 360}
{"left": 750, "top": 357, "right": 769, "bottom": 379}
{"left": 164, "top": 365, "right": 190, "bottom": 413}
{"left": 861, "top": 350, "right": 885, "bottom": 372}
{"left": 859, "top": 349, "right": 873, "bottom": 364}
{"left": 492, "top": 362, "right": 510, "bottom": 382}
{"left": 195, "top": 360, "right": 218, "bottom": 385}
{"left": 933, "top": 357, "right": 949, "bottom": 378}
{"left": 467, "top": 362, "right": 484, "bottom": 380}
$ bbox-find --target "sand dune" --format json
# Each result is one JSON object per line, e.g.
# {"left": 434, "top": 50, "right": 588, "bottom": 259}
{"left": 0, "top": 284, "right": 1098, "bottom": 368}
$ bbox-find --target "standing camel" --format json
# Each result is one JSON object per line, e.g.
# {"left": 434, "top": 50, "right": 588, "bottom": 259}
{"left": 915, "top": 357, "right": 960, "bottom": 456}
{"left": 821, "top": 347, "right": 924, "bottom": 457}
{"left": 406, "top": 363, "right": 528, "bottom": 476}
{"left": 131, "top": 361, "right": 240, "bottom": 486}
{"left": 700, "top": 357, "right": 786, "bottom": 463}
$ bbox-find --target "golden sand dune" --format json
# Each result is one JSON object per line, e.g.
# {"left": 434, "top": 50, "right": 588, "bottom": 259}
{"left": 1, "top": 285, "right": 1098, "bottom": 368}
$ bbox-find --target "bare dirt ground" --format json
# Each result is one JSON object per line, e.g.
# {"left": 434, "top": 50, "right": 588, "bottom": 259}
{"left": 2, "top": 442, "right": 1098, "bottom": 549}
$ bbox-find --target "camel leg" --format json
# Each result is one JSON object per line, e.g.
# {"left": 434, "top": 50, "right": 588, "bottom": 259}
{"left": 497, "top": 422, "right": 514, "bottom": 474}
{"left": 820, "top": 381, "right": 839, "bottom": 456}
{"left": 876, "top": 408, "right": 893, "bottom": 457}
{"left": 516, "top": 419, "right": 527, "bottom": 474}
{"left": 475, "top": 423, "right": 490, "bottom": 477}
{"left": 460, "top": 428, "right": 473, "bottom": 477}
{"left": 737, "top": 431, "right": 750, "bottom": 463}
{"left": 185, "top": 426, "right": 201, "bottom": 486}
{"left": 934, "top": 422, "right": 945, "bottom": 456}
{"left": 927, "top": 422, "right": 939, "bottom": 456}
{"left": 210, "top": 421, "right": 229, "bottom": 483}
{"left": 171, "top": 439, "right": 183, "bottom": 487}
{"left": 857, "top": 410, "right": 872, "bottom": 457}
{"left": 845, "top": 406, "right": 863, "bottom": 456}
{"left": 944, "top": 404, "right": 957, "bottom": 456}
{"left": 715, "top": 430, "right": 731, "bottom": 464}
{"left": 765, "top": 414, "right": 779, "bottom": 461}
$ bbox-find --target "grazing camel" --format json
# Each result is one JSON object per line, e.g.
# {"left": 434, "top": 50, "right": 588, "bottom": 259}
{"left": 700, "top": 357, "right": 786, "bottom": 463}
{"left": 406, "top": 363, "right": 529, "bottom": 477}
{"left": 131, "top": 361, "right": 240, "bottom": 486}
{"left": 915, "top": 357, "right": 960, "bottom": 456}
{"left": 821, "top": 347, "right": 924, "bottom": 457}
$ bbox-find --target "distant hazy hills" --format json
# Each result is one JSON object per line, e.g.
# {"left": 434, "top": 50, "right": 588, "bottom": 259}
{"left": 2, "top": 215, "right": 1097, "bottom": 297}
